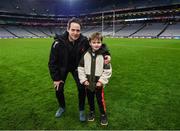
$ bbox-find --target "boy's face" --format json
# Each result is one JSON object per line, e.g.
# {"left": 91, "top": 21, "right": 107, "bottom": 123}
{"left": 90, "top": 38, "right": 102, "bottom": 52}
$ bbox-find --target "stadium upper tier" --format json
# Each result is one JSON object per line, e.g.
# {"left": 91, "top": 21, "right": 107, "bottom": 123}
{"left": 0, "top": 0, "right": 179, "bottom": 15}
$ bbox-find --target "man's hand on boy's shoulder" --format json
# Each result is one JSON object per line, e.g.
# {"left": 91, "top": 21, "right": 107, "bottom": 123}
{"left": 104, "top": 55, "right": 111, "bottom": 64}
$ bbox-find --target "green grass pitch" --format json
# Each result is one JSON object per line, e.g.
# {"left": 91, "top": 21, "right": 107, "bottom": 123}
{"left": 0, "top": 38, "right": 180, "bottom": 129}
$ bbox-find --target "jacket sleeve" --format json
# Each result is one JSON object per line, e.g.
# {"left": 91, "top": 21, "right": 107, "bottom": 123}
{"left": 78, "top": 56, "right": 87, "bottom": 84}
{"left": 98, "top": 63, "right": 112, "bottom": 85}
{"left": 48, "top": 41, "right": 61, "bottom": 81}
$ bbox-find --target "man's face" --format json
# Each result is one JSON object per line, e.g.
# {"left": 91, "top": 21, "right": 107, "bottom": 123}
{"left": 90, "top": 39, "right": 102, "bottom": 52}
{"left": 67, "top": 22, "right": 81, "bottom": 42}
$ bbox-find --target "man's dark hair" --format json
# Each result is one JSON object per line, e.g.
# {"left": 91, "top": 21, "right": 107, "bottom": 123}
{"left": 67, "top": 17, "right": 82, "bottom": 29}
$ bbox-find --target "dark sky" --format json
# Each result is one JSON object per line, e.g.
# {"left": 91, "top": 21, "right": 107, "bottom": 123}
{"left": 1, "top": 0, "right": 180, "bottom": 15}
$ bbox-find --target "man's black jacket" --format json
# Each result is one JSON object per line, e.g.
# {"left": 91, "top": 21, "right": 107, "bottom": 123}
{"left": 48, "top": 31, "right": 110, "bottom": 81}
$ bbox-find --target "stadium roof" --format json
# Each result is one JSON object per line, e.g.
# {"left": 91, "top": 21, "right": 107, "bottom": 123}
{"left": 0, "top": 0, "right": 180, "bottom": 16}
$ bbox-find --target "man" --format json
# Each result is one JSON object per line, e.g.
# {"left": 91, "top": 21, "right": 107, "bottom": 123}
{"left": 48, "top": 17, "right": 110, "bottom": 122}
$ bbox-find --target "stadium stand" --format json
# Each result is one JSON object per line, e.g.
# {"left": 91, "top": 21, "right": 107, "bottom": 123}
{"left": 0, "top": 26, "right": 16, "bottom": 38}
{"left": 83, "top": 26, "right": 102, "bottom": 37}
{"left": 5, "top": 26, "right": 37, "bottom": 38}
{"left": 23, "top": 26, "right": 49, "bottom": 38}
{"left": 132, "top": 23, "right": 168, "bottom": 38}
{"left": 115, "top": 23, "right": 145, "bottom": 37}
{"left": 0, "top": 0, "right": 179, "bottom": 39}
{"left": 160, "top": 22, "right": 180, "bottom": 38}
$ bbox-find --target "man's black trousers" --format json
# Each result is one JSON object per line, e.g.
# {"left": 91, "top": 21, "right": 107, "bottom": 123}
{"left": 55, "top": 70, "right": 86, "bottom": 111}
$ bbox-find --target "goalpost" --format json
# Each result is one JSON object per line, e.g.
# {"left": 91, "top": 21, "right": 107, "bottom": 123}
{"left": 101, "top": 11, "right": 116, "bottom": 37}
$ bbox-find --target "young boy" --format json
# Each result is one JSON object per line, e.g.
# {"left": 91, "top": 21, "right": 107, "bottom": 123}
{"left": 78, "top": 32, "right": 112, "bottom": 126}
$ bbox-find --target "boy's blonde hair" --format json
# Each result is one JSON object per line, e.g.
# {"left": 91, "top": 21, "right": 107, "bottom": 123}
{"left": 89, "top": 32, "right": 103, "bottom": 42}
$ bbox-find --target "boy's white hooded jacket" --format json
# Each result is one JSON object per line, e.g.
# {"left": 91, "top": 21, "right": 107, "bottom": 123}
{"left": 78, "top": 44, "right": 112, "bottom": 91}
